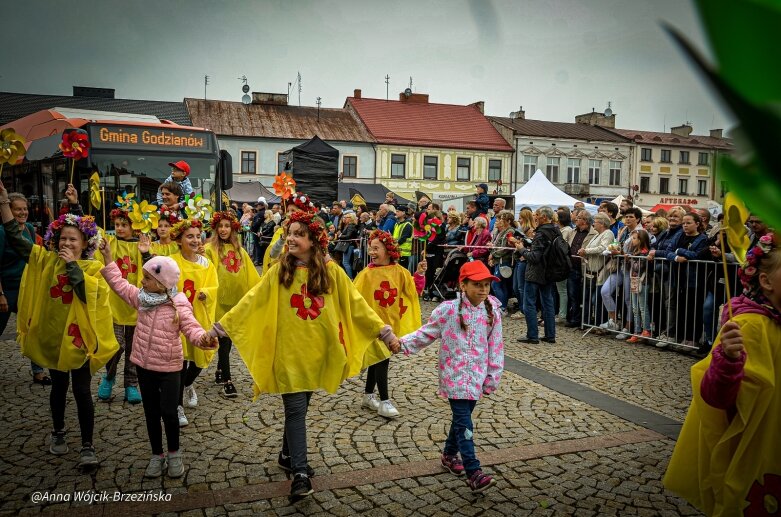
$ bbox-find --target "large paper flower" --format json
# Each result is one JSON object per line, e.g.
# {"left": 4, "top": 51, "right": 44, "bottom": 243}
{"left": 183, "top": 279, "right": 197, "bottom": 304}
{"left": 129, "top": 200, "right": 160, "bottom": 233}
{"left": 273, "top": 173, "right": 296, "bottom": 200}
{"left": 59, "top": 129, "right": 90, "bottom": 160}
{"left": 68, "top": 323, "right": 85, "bottom": 349}
{"left": 221, "top": 250, "right": 241, "bottom": 273}
{"left": 290, "top": 283, "right": 324, "bottom": 320}
{"left": 745, "top": 473, "right": 781, "bottom": 516}
{"left": 115, "top": 255, "right": 138, "bottom": 280}
{"left": 184, "top": 194, "right": 212, "bottom": 222}
{"left": 50, "top": 274, "right": 74, "bottom": 304}
{"left": 374, "top": 280, "right": 398, "bottom": 308}
{"left": 89, "top": 172, "right": 101, "bottom": 210}
{"left": 0, "top": 128, "right": 26, "bottom": 165}
{"left": 723, "top": 192, "right": 751, "bottom": 264}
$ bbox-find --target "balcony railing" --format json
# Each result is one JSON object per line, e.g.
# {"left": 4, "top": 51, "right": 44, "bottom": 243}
{"left": 563, "top": 182, "right": 590, "bottom": 196}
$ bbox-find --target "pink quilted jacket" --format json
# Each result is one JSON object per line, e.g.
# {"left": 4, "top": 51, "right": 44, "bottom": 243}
{"left": 101, "top": 262, "right": 208, "bottom": 372}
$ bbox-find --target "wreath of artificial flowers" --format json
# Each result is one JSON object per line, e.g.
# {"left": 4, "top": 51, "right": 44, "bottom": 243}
{"left": 291, "top": 192, "right": 316, "bottom": 213}
{"left": 158, "top": 205, "right": 181, "bottom": 226}
{"left": 288, "top": 210, "right": 329, "bottom": 252}
{"left": 44, "top": 214, "right": 101, "bottom": 258}
{"left": 738, "top": 233, "right": 778, "bottom": 297}
{"left": 170, "top": 219, "right": 204, "bottom": 241}
{"left": 210, "top": 211, "right": 240, "bottom": 232}
{"left": 368, "top": 229, "right": 401, "bottom": 262}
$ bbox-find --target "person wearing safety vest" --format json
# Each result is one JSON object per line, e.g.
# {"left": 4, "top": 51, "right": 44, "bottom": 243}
{"left": 392, "top": 207, "right": 413, "bottom": 269}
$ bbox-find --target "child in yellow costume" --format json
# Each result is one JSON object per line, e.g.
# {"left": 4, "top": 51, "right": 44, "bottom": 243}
{"left": 664, "top": 233, "right": 781, "bottom": 516}
{"left": 354, "top": 229, "right": 426, "bottom": 419}
{"left": 262, "top": 192, "right": 316, "bottom": 276}
{"left": 168, "top": 218, "right": 218, "bottom": 427}
{"left": 150, "top": 205, "right": 181, "bottom": 257}
{"left": 204, "top": 211, "right": 260, "bottom": 398}
{"left": 0, "top": 182, "right": 119, "bottom": 468}
{"left": 206, "top": 209, "right": 398, "bottom": 500}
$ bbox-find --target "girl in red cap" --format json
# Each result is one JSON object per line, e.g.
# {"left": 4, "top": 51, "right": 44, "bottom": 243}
{"left": 393, "top": 259, "right": 504, "bottom": 493}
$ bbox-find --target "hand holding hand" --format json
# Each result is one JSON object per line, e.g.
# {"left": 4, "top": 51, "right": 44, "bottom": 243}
{"left": 65, "top": 184, "right": 78, "bottom": 205}
{"left": 720, "top": 321, "right": 744, "bottom": 360}
{"left": 138, "top": 233, "right": 151, "bottom": 254}
{"left": 388, "top": 338, "right": 401, "bottom": 354}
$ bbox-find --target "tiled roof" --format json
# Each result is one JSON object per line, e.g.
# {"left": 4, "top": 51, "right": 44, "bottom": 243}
{"left": 0, "top": 92, "right": 191, "bottom": 126}
{"left": 608, "top": 128, "right": 733, "bottom": 150}
{"left": 489, "top": 117, "right": 631, "bottom": 143}
{"left": 185, "top": 99, "right": 375, "bottom": 143}
{"left": 346, "top": 97, "right": 513, "bottom": 152}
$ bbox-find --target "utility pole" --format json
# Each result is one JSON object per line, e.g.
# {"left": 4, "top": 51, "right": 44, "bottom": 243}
{"left": 297, "top": 72, "right": 302, "bottom": 107}
{"left": 385, "top": 74, "right": 390, "bottom": 101}
{"left": 204, "top": 75, "right": 209, "bottom": 100}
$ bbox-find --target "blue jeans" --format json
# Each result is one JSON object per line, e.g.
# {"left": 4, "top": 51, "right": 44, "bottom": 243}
{"left": 444, "top": 399, "right": 480, "bottom": 475}
{"left": 491, "top": 264, "right": 512, "bottom": 310}
{"left": 523, "top": 281, "right": 556, "bottom": 340}
{"left": 512, "top": 262, "right": 527, "bottom": 313}
{"left": 703, "top": 291, "right": 715, "bottom": 345}
{"left": 341, "top": 245, "right": 355, "bottom": 279}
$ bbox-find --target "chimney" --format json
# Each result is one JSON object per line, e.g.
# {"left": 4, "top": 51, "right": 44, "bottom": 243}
{"left": 398, "top": 92, "right": 429, "bottom": 104}
{"left": 671, "top": 123, "right": 693, "bottom": 137}
{"left": 709, "top": 128, "right": 723, "bottom": 139}
{"left": 353, "top": 89, "right": 362, "bottom": 99}
{"left": 575, "top": 109, "right": 615, "bottom": 128}
{"left": 510, "top": 106, "right": 525, "bottom": 120}
{"left": 251, "top": 92, "right": 288, "bottom": 105}
{"left": 73, "top": 86, "right": 115, "bottom": 99}
{"left": 469, "top": 101, "right": 484, "bottom": 114}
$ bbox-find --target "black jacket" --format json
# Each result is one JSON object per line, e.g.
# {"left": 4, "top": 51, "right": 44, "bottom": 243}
{"left": 251, "top": 209, "right": 266, "bottom": 233}
{"left": 521, "top": 223, "right": 560, "bottom": 285}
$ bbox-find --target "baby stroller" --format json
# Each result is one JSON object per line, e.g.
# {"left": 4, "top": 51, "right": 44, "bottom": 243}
{"left": 425, "top": 248, "right": 469, "bottom": 301}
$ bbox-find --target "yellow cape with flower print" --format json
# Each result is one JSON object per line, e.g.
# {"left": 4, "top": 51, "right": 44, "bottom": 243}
{"left": 204, "top": 242, "right": 260, "bottom": 320}
{"left": 94, "top": 235, "right": 143, "bottom": 325}
{"left": 664, "top": 313, "right": 781, "bottom": 516}
{"left": 150, "top": 241, "right": 180, "bottom": 257}
{"left": 169, "top": 252, "right": 219, "bottom": 368}
{"left": 219, "top": 260, "right": 391, "bottom": 397}
{"left": 262, "top": 226, "right": 285, "bottom": 277}
{"left": 353, "top": 264, "right": 422, "bottom": 337}
{"left": 16, "top": 245, "right": 119, "bottom": 375}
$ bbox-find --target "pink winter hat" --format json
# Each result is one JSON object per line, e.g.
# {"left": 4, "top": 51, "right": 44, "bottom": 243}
{"left": 143, "top": 256, "right": 180, "bottom": 290}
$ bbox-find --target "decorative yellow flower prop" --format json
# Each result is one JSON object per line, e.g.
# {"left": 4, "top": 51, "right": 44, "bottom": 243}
{"left": 184, "top": 194, "right": 212, "bottom": 222}
{"left": 128, "top": 200, "right": 160, "bottom": 234}
{"left": 723, "top": 192, "right": 751, "bottom": 265}
{"left": 0, "top": 128, "right": 26, "bottom": 177}
{"left": 89, "top": 172, "right": 101, "bottom": 211}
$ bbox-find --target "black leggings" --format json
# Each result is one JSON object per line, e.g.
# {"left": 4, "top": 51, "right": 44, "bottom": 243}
{"left": 50, "top": 362, "right": 94, "bottom": 446}
{"left": 178, "top": 361, "right": 202, "bottom": 405}
{"left": 281, "top": 392, "right": 313, "bottom": 475}
{"left": 137, "top": 366, "right": 180, "bottom": 454}
{"left": 217, "top": 337, "right": 232, "bottom": 380}
{"left": 365, "top": 359, "right": 390, "bottom": 400}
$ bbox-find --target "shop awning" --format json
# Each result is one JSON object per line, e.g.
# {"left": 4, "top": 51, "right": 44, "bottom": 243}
{"left": 648, "top": 204, "right": 676, "bottom": 213}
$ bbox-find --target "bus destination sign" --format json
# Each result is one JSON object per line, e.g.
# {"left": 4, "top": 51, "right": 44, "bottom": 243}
{"left": 88, "top": 124, "right": 215, "bottom": 154}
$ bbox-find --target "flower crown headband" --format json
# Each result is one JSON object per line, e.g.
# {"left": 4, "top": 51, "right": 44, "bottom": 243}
{"left": 368, "top": 229, "right": 400, "bottom": 262}
{"left": 288, "top": 210, "right": 329, "bottom": 252}
{"left": 44, "top": 214, "right": 101, "bottom": 258}
{"left": 170, "top": 219, "right": 203, "bottom": 241}
{"left": 210, "top": 211, "right": 240, "bottom": 232}
{"left": 291, "top": 192, "right": 316, "bottom": 213}
{"left": 738, "top": 233, "right": 778, "bottom": 295}
{"left": 158, "top": 205, "right": 181, "bottom": 226}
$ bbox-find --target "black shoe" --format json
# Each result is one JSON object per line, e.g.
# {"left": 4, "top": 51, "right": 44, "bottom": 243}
{"left": 518, "top": 338, "right": 540, "bottom": 344}
{"left": 222, "top": 381, "right": 238, "bottom": 398}
{"left": 290, "top": 473, "right": 314, "bottom": 498}
{"left": 564, "top": 321, "right": 580, "bottom": 328}
{"left": 541, "top": 337, "right": 556, "bottom": 344}
{"left": 33, "top": 374, "right": 52, "bottom": 386}
{"left": 278, "top": 452, "right": 316, "bottom": 477}
{"left": 214, "top": 370, "right": 224, "bottom": 385}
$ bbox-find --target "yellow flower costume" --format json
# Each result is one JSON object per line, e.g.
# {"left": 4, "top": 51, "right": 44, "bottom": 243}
{"left": 204, "top": 242, "right": 260, "bottom": 320}
{"left": 219, "top": 260, "right": 391, "bottom": 397}
{"left": 94, "top": 235, "right": 143, "bottom": 325}
{"left": 169, "top": 252, "right": 219, "bottom": 368}
{"left": 17, "top": 246, "right": 119, "bottom": 375}
{"left": 262, "top": 226, "right": 285, "bottom": 276}
{"left": 150, "top": 241, "right": 180, "bottom": 257}
{"left": 354, "top": 264, "right": 422, "bottom": 337}
{"left": 664, "top": 313, "right": 781, "bottom": 516}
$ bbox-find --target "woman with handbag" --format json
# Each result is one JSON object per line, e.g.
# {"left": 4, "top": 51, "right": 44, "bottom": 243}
{"left": 578, "top": 213, "right": 614, "bottom": 328}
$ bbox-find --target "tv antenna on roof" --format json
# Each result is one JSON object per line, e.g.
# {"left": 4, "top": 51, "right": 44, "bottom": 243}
{"left": 385, "top": 74, "right": 390, "bottom": 101}
{"left": 316, "top": 97, "right": 322, "bottom": 121}
{"left": 604, "top": 101, "right": 613, "bottom": 117}
{"left": 238, "top": 75, "right": 250, "bottom": 104}
{"left": 204, "top": 75, "right": 209, "bottom": 100}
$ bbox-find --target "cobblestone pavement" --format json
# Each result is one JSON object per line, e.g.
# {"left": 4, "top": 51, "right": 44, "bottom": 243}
{"left": 0, "top": 300, "right": 703, "bottom": 516}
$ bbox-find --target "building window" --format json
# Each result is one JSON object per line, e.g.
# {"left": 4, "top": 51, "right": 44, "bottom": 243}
{"left": 661, "top": 149, "right": 672, "bottom": 163}
{"left": 679, "top": 151, "right": 690, "bottom": 164}
{"left": 641, "top": 148, "right": 652, "bottom": 161}
{"left": 523, "top": 155, "right": 537, "bottom": 181}
{"left": 609, "top": 161, "right": 621, "bottom": 186}
{"left": 241, "top": 151, "right": 256, "bottom": 174}
{"left": 567, "top": 158, "right": 581, "bottom": 183}
{"left": 457, "top": 157, "right": 471, "bottom": 181}
{"left": 698, "top": 152, "right": 709, "bottom": 165}
{"left": 342, "top": 155, "right": 357, "bottom": 178}
{"left": 277, "top": 152, "right": 287, "bottom": 174}
{"left": 679, "top": 178, "right": 688, "bottom": 195}
{"left": 391, "top": 154, "right": 406, "bottom": 178}
{"left": 640, "top": 177, "right": 650, "bottom": 193}
{"left": 698, "top": 179, "right": 707, "bottom": 196}
{"left": 546, "top": 157, "right": 560, "bottom": 183}
{"left": 423, "top": 156, "right": 438, "bottom": 180}
{"left": 660, "top": 177, "right": 670, "bottom": 195}
{"left": 588, "top": 159, "right": 600, "bottom": 184}
{"left": 488, "top": 159, "right": 501, "bottom": 182}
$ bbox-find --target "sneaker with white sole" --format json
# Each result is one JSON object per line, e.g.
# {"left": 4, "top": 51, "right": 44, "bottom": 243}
{"left": 145, "top": 455, "right": 166, "bottom": 478}
{"left": 655, "top": 333, "right": 671, "bottom": 348}
{"left": 362, "top": 393, "right": 380, "bottom": 411}
{"left": 183, "top": 384, "right": 198, "bottom": 408}
{"left": 599, "top": 319, "right": 618, "bottom": 331}
{"left": 49, "top": 430, "right": 68, "bottom": 455}
{"left": 78, "top": 444, "right": 98, "bottom": 467}
{"left": 222, "top": 381, "right": 238, "bottom": 398}
{"left": 378, "top": 399, "right": 400, "bottom": 419}
{"left": 167, "top": 450, "right": 184, "bottom": 478}
{"left": 615, "top": 331, "right": 631, "bottom": 340}
{"left": 177, "top": 405, "right": 189, "bottom": 427}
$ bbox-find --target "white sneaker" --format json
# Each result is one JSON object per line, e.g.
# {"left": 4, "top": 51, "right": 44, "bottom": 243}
{"left": 177, "top": 405, "right": 189, "bottom": 427}
{"left": 378, "top": 400, "right": 400, "bottom": 419}
{"left": 144, "top": 455, "right": 166, "bottom": 478}
{"left": 362, "top": 393, "right": 380, "bottom": 411}
{"left": 615, "top": 331, "right": 630, "bottom": 340}
{"left": 655, "top": 333, "right": 671, "bottom": 348}
{"left": 599, "top": 319, "right": 618, "bottom": 331}
{"left": 184, "top": 385, "right": 198, "bottom": 408}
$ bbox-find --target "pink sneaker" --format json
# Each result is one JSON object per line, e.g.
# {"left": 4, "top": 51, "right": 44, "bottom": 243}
{"left": 441, "top": 453, "right": 465, "bottom": 476}
{"left": 466, "top": 469, "right": 496, "bottom": 492}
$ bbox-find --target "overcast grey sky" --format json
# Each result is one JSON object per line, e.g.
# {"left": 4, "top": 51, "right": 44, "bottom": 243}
{"left": 7, "top": 0, "right": 732, "bottom": 134}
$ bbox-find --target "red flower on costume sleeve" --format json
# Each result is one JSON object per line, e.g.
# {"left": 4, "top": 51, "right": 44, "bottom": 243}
{"left": 68, "top": 324, "right": 85, "bottom": 349}
{"left": 398, "top": 297, "right": 408, "bottom": 318}
{"left": 183, "top": 279, "right": 196, "bottom": 304}
{"left": 115, "top": 255, "right": 137, "bottom": 279}
{"left": 50, "top": 274, "right": 74, "bottom": 304}
{"left": 221, "top": 250, "right": 241, "bottom": 273}
{"left": 745, "top": 473, "right": 781, "bottom": 516}
{"left": 373, "top": 281, "right": 398, "bottom": 308}
{"left": 290, "top": 283, "right": 324, "bottom": 320}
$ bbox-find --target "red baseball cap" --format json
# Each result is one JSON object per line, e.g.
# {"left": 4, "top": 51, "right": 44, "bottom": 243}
{"left": 459, "top": 260, "right": 499, "bottom": 283}
{"left": 168, "top": 160, "right": 191, "bottom": 176}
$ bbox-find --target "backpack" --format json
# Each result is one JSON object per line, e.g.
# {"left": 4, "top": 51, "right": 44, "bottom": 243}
{"left": 544, "top": 232, "right": 572, "bottom": 282}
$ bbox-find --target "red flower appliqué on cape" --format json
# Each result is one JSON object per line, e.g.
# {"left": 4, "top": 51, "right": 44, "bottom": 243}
{"left": 183, "top": 279, "right": 196, "bottom": 304}
{"left": 50, "top": 274, "right": 74, "bottom": 304}
{"left": 221, "top": 250, "right": 241, "bottom": 273}
{"left": 68, "top": 323, "right": 85, "bottom": 349}
{"left": 290, "top": 283, "right": 324, "bottom": 320}
{"left": 745, "top": 473, "right": 781, "bottom": 517}
{"left": 115, "top": 255, "right": 137, "bottom": 280}
{"left": 373, "top": 280, "right": 397, "bottom": 308}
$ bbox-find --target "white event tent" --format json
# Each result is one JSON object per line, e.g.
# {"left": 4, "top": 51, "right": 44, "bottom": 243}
{"left": 513, "top": 170, "right": 599, "bottom": 215}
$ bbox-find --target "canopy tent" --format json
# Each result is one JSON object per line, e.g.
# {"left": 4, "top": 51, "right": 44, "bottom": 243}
{"left": 337, "top": 182, "right": 415, "bottom": 211}
{"left": 226, "top": 181, "right": 263, "bottom": 204}
{"left": 610, "top": 194, "right": 653, "bottom": 216}
{"left": 280, "top": 136, "right": 338, "bottom": 205}
{"left": 513, "top": 170, "right": 599, "bottom": 215}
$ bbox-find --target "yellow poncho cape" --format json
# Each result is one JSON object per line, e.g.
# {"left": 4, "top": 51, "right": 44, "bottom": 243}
{"left": 17, "top": 245, "right": 119, "bottom": 375}
{"left": 204, "top": 242, "right": 260, "bottom": 320}
{"left": 169, "top": 252, "right": 219, "bottom": 368}
{"left": 150, "top": 241, "right": 180, "bottom": 257}
{"left": 354, "top": 264, "right": 422, "bottom": 337}
{"left": 664, "top": 313, "right": 781, "bottom": 516}
{"left": 219, "top": 260, "right": 391, "bottom": 397}
{"left": 94, "top": 235, "right": 143, "bottom": 325}
{"left": 261, "top": 226, "right": 285, "bottom": 277}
